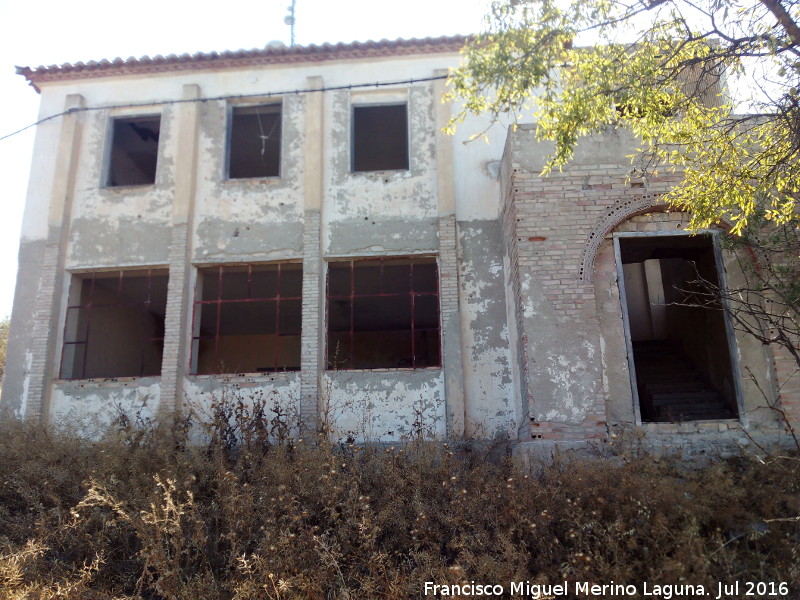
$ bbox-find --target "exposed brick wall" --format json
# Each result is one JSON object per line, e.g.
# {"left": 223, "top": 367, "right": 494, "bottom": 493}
{"left": 159, "top": 223, "right": 190, "bottom": 414}
{"left": 499, "top": 129, "right": 787, "bottom": 441}
{"left": 438, "top": 214, "right": 464, "bottom": 437}
{"left": 25, "top": 244, "right": 62, "bottom": 420}
{"left": 300, "top": 210, "right": 322, "bottom": 433}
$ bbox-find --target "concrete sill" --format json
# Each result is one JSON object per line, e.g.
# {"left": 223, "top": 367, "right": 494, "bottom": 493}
{"left": 188, "top": 372, "right": 299, "bottom": 383}
{"left": 54, "top": 376, "right": 160, "bottom": 389}
{"left": 102, "top": 183, "right": 157, "bottom": 192}
{"left": 642, "top": 419, "right": 742, "bottom": 433}
{"left": 326, "top": 367, "right": 442, "bottom": 374}
{"left": 222, "top": 176, "right": 281, "bottom": 185}
{"left": 351, "top": 169, "right": 410, "bottom": 180}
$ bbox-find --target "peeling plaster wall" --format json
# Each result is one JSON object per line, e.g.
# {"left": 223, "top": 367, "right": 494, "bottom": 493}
{"left": 183, "top": 374, "right": 301, "bottom": 439}
{"left": 458, "top": 221, "right": 515, "bottom": 437}
{"left": 2, "top": 239, "right": 45, "bottom": 416}
{"left": 593, "top": 239, "right": 635, "bottom": 424}
{"left": 67, "top": 108, "right": 174, "bottom": 268}
{"left": 193, "top": 96, "right": 305, "bottom": 262}
{"left": 323, "top": 370, "right": 445, "bottom": 442}
{"left": 504, "top": 124, "right": 789, "bottom": 443}
{"left": 49, "top": 378, "right": 161, "bottom": 435}
{"left": 519, "top": 270, "right": 603, "bottom": 426}
{"left": 3, "top": 51, "right": 517, "bottom": 442}
{"left": 323, "top": 86, "right": 439, "bottom": 257}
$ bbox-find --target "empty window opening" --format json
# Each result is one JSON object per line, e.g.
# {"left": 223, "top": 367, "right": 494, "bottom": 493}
{"left": 228, "top": 104, "right": 282, "bottom": 179}
{"left": 352, "top": 104, "right": 409, "bottom": 172}
{"left": 106, "top": 116, "right": 161, "bottom": 187}
{"left": 618, "top": 234, "right": 739, "bottom": 422}
{"left": 192, "top": 263, "right": 301, "bottom": 374}
{"left": 327, "top": 257, "right": 440, "bottom": 369}
{"left": 60, "top": 269, "right": 168, "bottom": 379}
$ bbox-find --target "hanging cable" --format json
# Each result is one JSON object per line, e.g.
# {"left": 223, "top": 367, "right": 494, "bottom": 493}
{"left": 0, "top": 74, "right": 449, "bottom": 143}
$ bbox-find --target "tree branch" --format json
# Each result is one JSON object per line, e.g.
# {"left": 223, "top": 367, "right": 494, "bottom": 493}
{"left": 758, "top": 0, "right": 800, "bottom": 47}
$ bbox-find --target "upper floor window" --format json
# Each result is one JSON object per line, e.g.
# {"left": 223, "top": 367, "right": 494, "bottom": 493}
{"left": 352, "top": 104, "right": 409, "bottom": 172}
{"left": 327, "top": 257, "right": 440, "bottom": 369}
{"left": 106, "top": 116, "right": 161, "bottom": 187}
{"left": 191, "top": 263, "right": 302, "bottom": 374}
{"left": 60, "top": 269, "right": 168, "bottom": 379}
{"left": 228, "top": 104, "right": 282, "bottom": 179}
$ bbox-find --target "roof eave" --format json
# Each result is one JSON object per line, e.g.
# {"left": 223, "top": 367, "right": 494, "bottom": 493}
{"left": 17, "top": 35, "right": 470, "bottom": 93}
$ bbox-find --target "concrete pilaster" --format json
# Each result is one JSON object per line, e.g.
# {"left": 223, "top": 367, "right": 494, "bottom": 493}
{"left": 434, "top": 69, "right": 466, "bottom": 438}
{"left": 24, "top": 94, "right": 85, "bottom": 421}
{"left": 160, "top": 84, "right": 201, "bottom": 414}
{"left": 299, "top": 76, "right": 325, "bottom": 432}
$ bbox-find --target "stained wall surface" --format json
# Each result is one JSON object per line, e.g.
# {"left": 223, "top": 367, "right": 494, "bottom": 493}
{"left": 2, "top": 46, "right": 516, "bottom": 440}
{"left": 5, "top": 43, "right": 792, "bottom": 449}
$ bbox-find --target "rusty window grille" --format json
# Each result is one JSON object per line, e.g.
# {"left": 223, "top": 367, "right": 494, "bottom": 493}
{"left": 228, "top": 104, "right": 282, "bottom": 179}
{"left": 60, "top": 269, "right": 168, "bottom": 379}
{"left": 327, "top": 257, "right": 440, "bottom": 369}
{"left": 191, "top": 263, "right": 302, "bottom": 374}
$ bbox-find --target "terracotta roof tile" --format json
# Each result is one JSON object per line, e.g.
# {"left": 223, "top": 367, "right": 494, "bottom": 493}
{"left": 17, "top": 35, "right": 469, "bottom": 92}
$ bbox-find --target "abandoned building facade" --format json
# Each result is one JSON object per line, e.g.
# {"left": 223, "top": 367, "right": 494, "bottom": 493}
{"left": 4, "top": 36, "right": 797, "bottom": 449}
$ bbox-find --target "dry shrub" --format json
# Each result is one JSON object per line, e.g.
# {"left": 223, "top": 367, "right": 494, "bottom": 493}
{"left": 0, "top": 400, "right": 798, "bottom": 599}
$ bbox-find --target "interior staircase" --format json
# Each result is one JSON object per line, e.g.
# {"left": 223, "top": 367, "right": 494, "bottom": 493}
{"left": 632, "top": 340, "right": 737, "bottom": 422}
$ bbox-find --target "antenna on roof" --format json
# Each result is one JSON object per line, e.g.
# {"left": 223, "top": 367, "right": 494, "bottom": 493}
{"left": 284, "top": 0, "right": 297, "bottom": 47}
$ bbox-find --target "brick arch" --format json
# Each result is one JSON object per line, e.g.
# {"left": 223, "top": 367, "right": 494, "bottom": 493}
{"left": 578, "top": 194, "right": 667, "bottom": 284}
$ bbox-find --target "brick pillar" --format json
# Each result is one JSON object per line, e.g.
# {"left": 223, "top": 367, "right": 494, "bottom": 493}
{"left": 25, "top": 94, "right": 85, "bottom": 421}
{"left": 159, "top": 84, "right": 201, "bottom": 414}
{"left": 299, "top": 76, "right": 325, "bottom": 433}
{"left": 300, "top": 211, "right": 323, "bottom": 432}
{"left": 438, "top": 215, "right": 465, "bottom": 437}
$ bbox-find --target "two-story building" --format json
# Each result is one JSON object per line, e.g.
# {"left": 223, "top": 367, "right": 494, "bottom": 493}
{"left": 5, "top": 36, "right": 796, "bottom": 451}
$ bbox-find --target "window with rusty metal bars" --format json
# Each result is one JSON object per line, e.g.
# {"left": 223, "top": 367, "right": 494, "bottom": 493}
{"left": 191, "top": 263, "right": 302, "bottom": 374}
{"left": 60, "top": 269, "right": 168, "bottom": 379}
{"left": 327, "top": 257, "right": 440, "bottom": 369}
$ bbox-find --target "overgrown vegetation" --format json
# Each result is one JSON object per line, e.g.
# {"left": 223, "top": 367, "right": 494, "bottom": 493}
{"left": 448, "top": 0, "right": 800, "bottom": 233}
{"left": 0, "top": 400, "right": 798, "bottom": 599}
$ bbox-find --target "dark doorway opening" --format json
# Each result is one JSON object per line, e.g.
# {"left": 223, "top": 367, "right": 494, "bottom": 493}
{"left": 618, "top": 234, "right": 739, "bottom": 422}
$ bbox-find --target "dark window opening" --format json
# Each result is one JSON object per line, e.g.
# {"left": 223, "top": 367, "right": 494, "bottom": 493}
{"left": 106, "top": 116, "right": 161, "bottom": 187}
{"left": 60, "top": 270, "right": 168, "bottom": 379}
{"left": 618, "top": 234, "right": 739, "bottom": 422}
{"left": 192, "top": 263, "right": 301, "bottom": 374}
{"left": 228, "top": 104, "right": 282, "bottom": 179}
{"left": 327, "top": 257, "right": 440, "bottom": 369}
{"left": 352, "top": 104, "right": 409, "bottom": 172}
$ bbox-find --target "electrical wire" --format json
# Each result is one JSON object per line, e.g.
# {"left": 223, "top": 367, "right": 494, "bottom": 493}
{"left": 0, "top": 74, "right": 449, "bottom": 143}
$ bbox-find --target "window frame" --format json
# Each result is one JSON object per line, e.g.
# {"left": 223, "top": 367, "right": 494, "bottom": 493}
{"left": 190, "top": 262, "right": 302, "bottom": 375}
{"left": 59, "top": 268, "right": 169, "bottom": 380}
{"left": 350, "top": 102, "right": 410, "bottom": 173}
{"left": 326, "top": 256, "right": 441, "bottom": 370}
{"left": 103, "top": 114, "right": 162, "bottom": 188}
{"left": 225, "top": 102, "right": 283, "bottom": 180}
{"left": 612, "top": 229, "right": 746, "bottom": 425}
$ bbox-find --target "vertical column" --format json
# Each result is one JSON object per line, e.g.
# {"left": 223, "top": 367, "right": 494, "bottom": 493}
{"left": 23, "top": 94, "right": 85, "bottom": 421}
{"left": 300, "top": 76, "right": 325, "bottom": 433}
{"left": 434, "top": 70, "right": 466, "bottom": 439}
{"left": 159, "top": 84, "right": 201, "bottom": 415}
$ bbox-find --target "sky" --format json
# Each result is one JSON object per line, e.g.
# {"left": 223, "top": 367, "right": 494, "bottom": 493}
{"left": 0, "top": 0, "right": 493, "bottom": 320}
